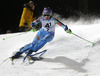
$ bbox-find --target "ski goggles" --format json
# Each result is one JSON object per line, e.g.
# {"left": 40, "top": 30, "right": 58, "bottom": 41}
{"left": 43, "top": 14, "right": 50, "bottom": 17}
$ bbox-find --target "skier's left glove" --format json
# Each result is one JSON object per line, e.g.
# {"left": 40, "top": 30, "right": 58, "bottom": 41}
{"left": 66, "top": 29, "right": 72, "bottom": 34}
{"left": 64, "top": 25, "right": 68, "bottom": 31}
{"left": 64, "top": 25, "right": 72, "bottom": 34}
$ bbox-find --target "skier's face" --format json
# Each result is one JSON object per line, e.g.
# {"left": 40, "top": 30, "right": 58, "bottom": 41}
{"left": 43, "top": 14, "right": 50, "bottom": 20}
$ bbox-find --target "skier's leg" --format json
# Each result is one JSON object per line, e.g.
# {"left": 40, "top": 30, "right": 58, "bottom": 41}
{"left": 31, "top": 28, "right": 45, "bottom": 46}
{"left": 26, "top": 36, "right": 40, "bottom": 55}
{"left": 30, "top": 34, "right": 54, "bottom": 52}
{"left": 10, "top": 29, "right": 45, "bottom": 60}
{"left": 19, "top": 43, "right": 33, "bottom": 53}
{"left": 31, "top": 34, "right": 40, "bottom": 46}
{"left": 11, "top": 43, "right": 34, "bottom": 59}
{"left": 27, "top": 29, "right": 46, "bottom": 54}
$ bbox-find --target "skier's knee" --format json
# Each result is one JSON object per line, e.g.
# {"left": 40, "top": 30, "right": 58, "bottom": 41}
{"left": 44, "top": 37, "right": 53, "bottom": 42}
{"left": 36, "top": 35, "right": 40, "bottom": 40}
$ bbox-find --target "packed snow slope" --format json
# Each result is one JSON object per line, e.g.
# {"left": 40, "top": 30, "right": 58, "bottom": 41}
{"left": 0, "top": 18, "right": 100, "bottom": 76}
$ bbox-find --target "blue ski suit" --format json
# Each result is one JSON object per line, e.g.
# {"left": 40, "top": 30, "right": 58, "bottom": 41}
{"left": 19, "top": 16, "right": 68, "bottom": 54}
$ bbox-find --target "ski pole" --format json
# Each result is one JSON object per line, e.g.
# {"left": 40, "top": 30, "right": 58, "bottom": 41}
{"left": 71, "top": 32, "right": 95, "bottom": 46}
{"left": 2, "top": 29, "right": 37, "bottom": 40}
{"left": 3, "top": 32, "right": 27, "bottom": 40}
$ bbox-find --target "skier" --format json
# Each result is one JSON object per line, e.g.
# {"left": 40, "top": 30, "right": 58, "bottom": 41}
{"left": 10, "top": 7, "right": 72, "bottom": 61}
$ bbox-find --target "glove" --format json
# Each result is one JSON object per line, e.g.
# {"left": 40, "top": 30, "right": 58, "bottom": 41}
{"left": 35, "top": 23, "right": 42, "bottom": 30}
{"left": 30, "top": 22, "right": 36, "bottom": 32}
{"left": 66, "top": 29, "right": 72, "bottom": 34}
{"left": 64, "top": 25, "right": 68, "bottom": 31}
{"left": 31, "top": 22, "right": 35, "bottom": 27}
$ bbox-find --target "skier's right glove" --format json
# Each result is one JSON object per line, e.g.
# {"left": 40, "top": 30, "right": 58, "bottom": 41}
{"left": 66, "top": 29, "right": 72, "bottom": 34}
{"left": 31, "top": 22, "right": 35, "bottom": 27}
{"left": 31, "top": 22, "right": 42, "bottom": 32}
{"left": 30, "top": 22, "right": 37, "bottom": 32}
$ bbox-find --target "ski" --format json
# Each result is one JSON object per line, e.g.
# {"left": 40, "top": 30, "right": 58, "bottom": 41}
{"left": 9, "top": 55, "right": 24, "bottom": 65}
{"left": 0, "top": 57, "right": 14, "bottom": 66}
{"left": 0, "top": 58, "right": 9, "bottom": 65}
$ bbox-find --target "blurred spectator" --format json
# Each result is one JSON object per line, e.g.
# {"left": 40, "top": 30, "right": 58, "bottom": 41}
{"left": 19, "top": 1, "right": 37, "bottom": 32}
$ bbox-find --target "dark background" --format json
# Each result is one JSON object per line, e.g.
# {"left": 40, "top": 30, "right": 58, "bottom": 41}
{"left": 0, "top": 0, "right": 100, "bottom": 34}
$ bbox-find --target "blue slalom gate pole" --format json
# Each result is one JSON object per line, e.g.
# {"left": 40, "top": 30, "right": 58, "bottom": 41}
{"left": 23, "top": 50, "right": 47, "bottom": 62}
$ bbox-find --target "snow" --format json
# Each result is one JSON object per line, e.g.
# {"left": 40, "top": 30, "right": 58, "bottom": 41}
{"left": 0, "top": 17, "right": 100, "bottom": 76}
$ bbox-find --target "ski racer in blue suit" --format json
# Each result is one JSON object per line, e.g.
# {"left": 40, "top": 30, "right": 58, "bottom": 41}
{"left": 10, "top": 7, "right": 72, "bottom": 61}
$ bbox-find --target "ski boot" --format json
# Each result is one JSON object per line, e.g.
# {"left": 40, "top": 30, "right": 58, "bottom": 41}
{"left": 9, "top": 52, "right": 22, "bottom": 61}
{"left": 27, "top": 56, "right": 32, "bottom": 60}
{"left": 25, "top": 50, "right": 34, "bottom": 60}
